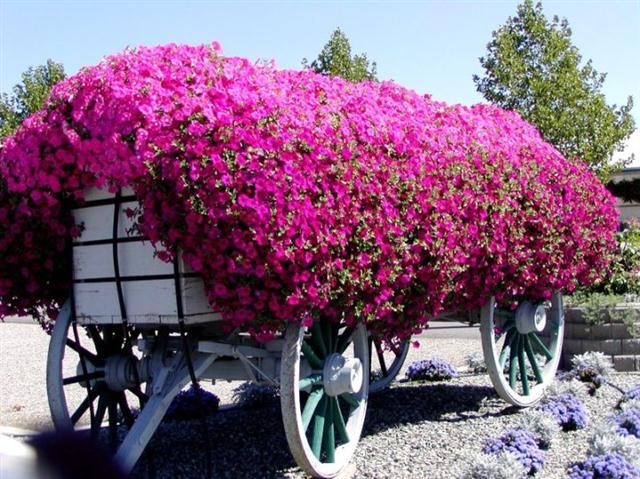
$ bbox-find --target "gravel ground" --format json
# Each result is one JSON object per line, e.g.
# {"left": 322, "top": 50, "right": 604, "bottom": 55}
{"left": 125, "top": 372, "right": 638, "bottom": 479}
{"left": 2, "top": 320, "right": 639, "bottom": 478}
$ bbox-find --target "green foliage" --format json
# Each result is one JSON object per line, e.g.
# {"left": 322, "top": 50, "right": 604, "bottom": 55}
{"left": 303, "top": 28, "right": 377, "bottom": 82}
{"left": 566, "top": 220, "right": 640, "bottom": 298}
{"left": 568, "top": 221, "right": 640, "bottom": 338}
{"left": 597, "top": 221, "right": 640, "bottom": 296}
{"left": 0, "top": 60, "right": 65, "bottom": 141}
{"left": 568, "top": 293, "right": 639, "bottom": 338}
{"left": 474, "top": 0, "right": 635, "bottom": 180}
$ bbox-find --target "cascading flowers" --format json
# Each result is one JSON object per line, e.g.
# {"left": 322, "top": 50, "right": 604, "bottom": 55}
{"left": 0, "top": 43, "right": 619, "bottom": 341}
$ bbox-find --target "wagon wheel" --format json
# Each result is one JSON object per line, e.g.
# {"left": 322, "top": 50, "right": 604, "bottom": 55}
{"left": 369, "top": 338, "right": 410, "bottom": 393}
{"left": 281, "top": 317, "right": 369, "bottom": 478}
{"left": 47, "top": 300, "right": 148, "bottom": 449}
{"left": 480, "top": 293, "right": 564, "bottom": 407}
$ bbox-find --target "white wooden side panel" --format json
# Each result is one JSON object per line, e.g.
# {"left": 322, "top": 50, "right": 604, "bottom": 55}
{"left": 181, "top": 275, "right": 218, "bottom": 316}
{"left": 74, "top": 242, "right": 172, "bottom": 280}
{"left": 74, "top": 202, "right": 139, "bottom": 243}
{"left": 72, "top": 188, "right": 222, "bottom": 325}
{"left": 74, "top": 279, "right": 221, "bottom": 324}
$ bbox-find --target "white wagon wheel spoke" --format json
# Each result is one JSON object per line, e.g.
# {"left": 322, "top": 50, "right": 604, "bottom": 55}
{"left": 369, "top": 337, "right": 410, "bottom": 394}
{"left": 64, "top": 338, "right": 102, "bottom": 366}
{"left": 70, "top": 383, "right": 103, "bottom": 425}
{"left": 481, "top": 293, "right": 564, "bottom": 407}
{"left": 281, "top": 316, "right": 369, "bottom": 478}
{"left": 47, "top": 300, "right": 148, "bottom": 450}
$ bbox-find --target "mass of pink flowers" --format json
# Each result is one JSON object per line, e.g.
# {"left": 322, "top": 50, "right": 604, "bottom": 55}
{"left": 0, "top": 43, "right": 618, "bottom": 340}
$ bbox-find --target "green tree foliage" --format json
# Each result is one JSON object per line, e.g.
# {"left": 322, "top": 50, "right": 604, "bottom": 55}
{"left": 474, "top": 0, "right": 635, "bottom": 180}
{"left": 1, "top": 60, "right": 65, "bottom": 142}
{"left": 304, "top": 28, "right": 377, "bottom": 82}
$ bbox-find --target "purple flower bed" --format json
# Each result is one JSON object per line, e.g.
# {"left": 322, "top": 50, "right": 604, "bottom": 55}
{"left": 536, "top": 393, "right": 588, "bottom": 431}
{"left": 483, "top": 429, "right": 545, "bottom": 475}
{"left": 612, "top": 408, "right": 640, "bottom": 439}
{"left": 405, "top": 358, "right": 459, "bottom": 382}
{"left": 165, "top": 385, "right": 220, "bottom": 421}
{"left": 624, "top": 385, "right": 640, "bottom": 402}
{"left": 568, "top": 453, "right": 640, "bottom": 479}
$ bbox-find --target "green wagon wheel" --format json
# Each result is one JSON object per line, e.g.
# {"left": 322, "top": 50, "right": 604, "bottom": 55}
{"left": 280, "top": 317, "right": 369, "bottom": 478}
{"left": 369, "top": 338, "right": 410, "bottom": 393}
{"left": 480, "top": 293, "right": 564, "bottom": 407}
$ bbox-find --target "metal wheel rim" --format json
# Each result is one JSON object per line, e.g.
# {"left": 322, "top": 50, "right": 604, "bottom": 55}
{"left": 46, "top": 300, "right": 146, "bottom": 444}
{"left": 369, "top": 339, "right": 410, "bottom": 393}
{"left": 280, "top": 318, "right": 369, "bottom": 478}
{"left": 480, "top": 293, "right": 564, "bottom": 407}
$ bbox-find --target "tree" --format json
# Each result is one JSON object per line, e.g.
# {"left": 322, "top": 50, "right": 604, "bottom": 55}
{"left": 1, "top": 60, "right": 65, "bottom": 141}
{"left": 303, "top": 28, "right": 377, "bottom": 82}
{"left": 474, "top": 0, "right": 635, "bottom": 180}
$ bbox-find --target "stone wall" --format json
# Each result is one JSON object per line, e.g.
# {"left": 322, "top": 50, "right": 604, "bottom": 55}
{"left": 562, "top": 306, "right": 640, "bottom": 372}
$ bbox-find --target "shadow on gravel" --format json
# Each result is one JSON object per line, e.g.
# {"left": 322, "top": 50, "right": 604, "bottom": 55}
{"left": 129, "top": 381, "right": 513, "bottom": 478}
{"left": 131, "top": 403, "right": 294, "bottom": 479}
{"left": 363, "top": 381, "right": 518, "bottom": 438}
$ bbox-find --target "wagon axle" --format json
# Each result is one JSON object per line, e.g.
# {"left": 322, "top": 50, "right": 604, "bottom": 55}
{"left": 514, "top": 301, "right": 547, "bottom": 334}
{"left": 322, "top": 354, "right": 363, "bottom": 397}
{"left": 75, "top": 353, "right": 148, "bottom": 392}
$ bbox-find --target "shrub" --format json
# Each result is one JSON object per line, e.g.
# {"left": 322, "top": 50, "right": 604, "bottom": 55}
{"left": 571, "top": 352, "right": 615, "bottom": 391}
{"left": 536, "top": 393, "right": 588, "bottom": 431}
{"left": 459, "top": 451, "right": 526, "bottom": 479}
{"left": 589, "top": 422, "right": 640, "bottom": 468}
{"left": 405, "top": 358, "right": 458, "bottom": 382}
{"left": 482, "top": 429, "right": 544, "bottom": 475}
{"left": 583, "top": 220, "right": 640, "bottom": 296}
{"left": 612, "top": 408, "right": 640, "bottom": 439}
{"left": 232, "top": 382, "right": 280, "bottom": 408}
{"left": 465, "top": 352, "right": 487, "bottom": 374}
{"left": 569, "top": 293, "right": 640, "bottom": 339}
{"left": 165, "top": 385, "right": 220, "bottom": 421}
{"left": 624, "top": 385, "right": 640, "bottom": 402}
{"left": 513, "top": 409, "right": 561, "bottom": 449}
{"left": 546, "top": 378, "right": 588, "bottom": 400}
{"left": 619, "top": 399, "right": 640, "bottom": 413}
{"left": 568, "top": 453, "right": 640, "bottom": 479}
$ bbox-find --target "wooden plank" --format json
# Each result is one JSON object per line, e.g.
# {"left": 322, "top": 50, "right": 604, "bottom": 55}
{"left": 73, "top": 242, "right": 173, "bottom": 280}
{"left": 74, "top": 202, "right": 139, "bottom": 243}
{"left": 74, "top": 280, "right": 221, "bottom": 325}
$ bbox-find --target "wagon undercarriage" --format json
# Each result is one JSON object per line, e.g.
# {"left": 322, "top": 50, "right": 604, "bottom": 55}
{"left": 46, "top": 294, "right": 564, "bottom": 478}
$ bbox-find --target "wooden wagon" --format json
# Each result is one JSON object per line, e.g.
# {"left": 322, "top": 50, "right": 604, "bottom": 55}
{"left": 46, "top": 188, "right": 563, "bottom": 478}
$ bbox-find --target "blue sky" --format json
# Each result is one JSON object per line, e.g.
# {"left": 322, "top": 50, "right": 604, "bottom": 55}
{"left": 1, "top": 0, "right": 639, "bottom": 124}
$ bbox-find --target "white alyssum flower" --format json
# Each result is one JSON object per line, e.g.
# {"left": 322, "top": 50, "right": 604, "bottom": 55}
{"left": 459, "top": 451, "right": 526, "bottom": 479}
{"left": 589, "top": 421, "right": 640, "bottom": 467}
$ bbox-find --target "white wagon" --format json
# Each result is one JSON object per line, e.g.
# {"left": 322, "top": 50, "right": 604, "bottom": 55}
{"left": 47, "top": 188, "right": 564, "bottom": 477}
{"left": 47, "top": 188, "right": 412, "bottom": 478}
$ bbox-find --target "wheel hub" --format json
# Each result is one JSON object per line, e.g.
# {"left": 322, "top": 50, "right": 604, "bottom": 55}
{"left": 515, "top": 301, "right": 547, "bottom": 334}
{"left": 76, "top": 353, "right": 138, "bottom": 391}
{"left": 102, "top": 354, "right": 138, "bottom": 391}
{"left": 322, "top": 353, "right": 363, "bottom": 397}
